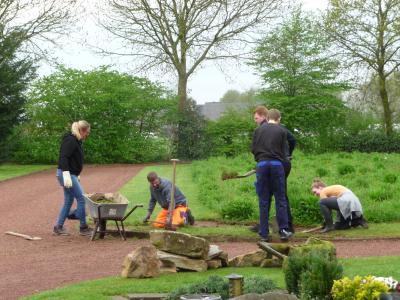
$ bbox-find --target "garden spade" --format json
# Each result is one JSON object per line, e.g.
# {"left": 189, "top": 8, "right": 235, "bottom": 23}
{"left": 221, "top": 169, "right": 256, "bottom": 180}
{"left": 5, "top": 231, "right": 42, "bottom": 241}
{"left": 165, "top": 159, "right": 179, "bottom": 230}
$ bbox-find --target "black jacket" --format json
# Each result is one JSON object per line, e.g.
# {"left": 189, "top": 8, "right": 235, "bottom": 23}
{"left": 58, "top": 133, "right": 84, "bottom": 176}
{"left": 281, "top": 125, "right": 296, "bottom": 160}
{"left": 252, "top": 122, "right": 287, "bottom": 162}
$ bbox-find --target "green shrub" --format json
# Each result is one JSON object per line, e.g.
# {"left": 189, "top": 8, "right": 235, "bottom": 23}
{"left": 283, "top": 239, "right": 343, "bottom": 299}
{"left": 338, "top": 131, "right": 400, "bottom": 153}
{"left": 167, "top": 275, "right": 229, "bottom": 300}
{"left": 383, "top": 174, "right": 397, "bottom": 184}
{"left": 221, "top": 199, "right": 256, "bottom": 221}
{"left": 368, "top": 188, "right": 392, "bottom": 202}
{"left": 291, "top": 197, "right": 323, "bottom": 226}
{"left": 300, "top": 250, "right": 344, "bottom": 300}
{"left": 244, "top": 275, "right": 277, "bottom": 294}
{"left": 332, "top": 276, "right": 389, "bottom": 300}
{"left": 167, "top": 275, "right": 277, "bottom": 300}
{"left": 337, "top": 164, "right": 356, "bottom": 175}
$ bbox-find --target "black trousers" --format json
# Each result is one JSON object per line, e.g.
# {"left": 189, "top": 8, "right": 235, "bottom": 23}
{"left": 319, "top": 197, "right": 346, "bottom": 227}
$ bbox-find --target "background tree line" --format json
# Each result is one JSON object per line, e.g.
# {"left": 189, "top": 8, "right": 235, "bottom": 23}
{"left": 2, "top": 0, "right": 400, "bottom": 163}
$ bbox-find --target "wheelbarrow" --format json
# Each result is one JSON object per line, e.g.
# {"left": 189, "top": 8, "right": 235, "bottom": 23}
{"left": 84, "top": 193, "right": 143, "bottom": 241}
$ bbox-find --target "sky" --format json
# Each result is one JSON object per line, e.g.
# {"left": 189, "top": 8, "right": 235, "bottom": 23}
{"left": 40, "top": 0, "right": 329, "bottom": 105}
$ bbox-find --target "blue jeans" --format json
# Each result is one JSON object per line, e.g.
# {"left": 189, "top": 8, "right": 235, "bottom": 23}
{"left": 255, "top": 160, "right": 289, "bottom": 238}
{"left": 56, "top": 169, "right": 87, "bottom": 228}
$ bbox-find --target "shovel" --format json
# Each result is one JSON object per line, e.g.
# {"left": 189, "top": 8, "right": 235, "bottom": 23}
{"left": 5, "top": 231, "right": 42, "bottom": 241}
{"left": 221, "top": 169, "right": 256, "bottom": 180}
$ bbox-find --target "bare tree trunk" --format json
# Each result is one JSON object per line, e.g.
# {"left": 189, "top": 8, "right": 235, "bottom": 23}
{"left": 378, "top": 74, "right": 393, "bottom": 135}
{"left": 178, "top": 73, "right": 188, "bottom": 113}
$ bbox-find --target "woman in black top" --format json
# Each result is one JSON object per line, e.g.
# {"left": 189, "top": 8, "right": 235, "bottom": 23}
{"left": 53, "top": 120, "right": 92, "bottom": 236}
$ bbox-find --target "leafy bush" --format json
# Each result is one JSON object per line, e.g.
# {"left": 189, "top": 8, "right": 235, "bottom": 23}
{"left": 167, "top": 275, "right": 277, "bottom": 300}
{"left": 338, "top": 131, "right": 400, "bottom": 153}
{"left": 283, "top": 239, "right": 343, "bottom": 299}
{"left": 383, "top": 174, "right": 397, "bottom": 184}
{"left": 12, "top": 67, "right": 175, "bottom": 163}
{"left": 291, "top": 197, "right": 323, "bottom": 226}
{"left": 221, "top": 199, "right": 256, "bottom": 221}
{"left": 244, "top": 275, "right": 277, "bottom": 294}
{"left": 337, "top": 164, "right": 356, "bottom": 176}
{"left": 167, "top": 275, "right": 229, "bottom": 300}
{"left": 332, "top": 276, "right": 389, "bottom": 300}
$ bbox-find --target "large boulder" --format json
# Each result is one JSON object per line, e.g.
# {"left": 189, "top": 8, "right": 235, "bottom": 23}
{"left": 157, "top": 250, "right": 207, "bottom": 272}
{"left": 150, "top": 230, "right": 209, "bottom": 259}
{"left": 121, "top": 245, "right": 161, "bottom": 278}
{"left": 228, "top": 250, "right": 267, "bottom": 267}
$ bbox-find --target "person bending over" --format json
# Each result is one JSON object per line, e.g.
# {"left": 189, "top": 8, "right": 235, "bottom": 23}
{"left": 143, "top": 172, "right": 194, "bottom": 228}
{"left": 311, "top": 178, "right": 368, "bottom": 233}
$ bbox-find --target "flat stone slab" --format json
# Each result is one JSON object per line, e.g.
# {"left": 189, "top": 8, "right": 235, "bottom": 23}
{"left": 157, "top": 250, "right": 208, "bottom": 272}
{"left": 150, "top": 230, "right": 209, "bottom": 259}
{"left": 128, "top": 293, "right": 169, "bottom": 300}
{"left": 112, "top": 296, "right": 128, "bottom": 300}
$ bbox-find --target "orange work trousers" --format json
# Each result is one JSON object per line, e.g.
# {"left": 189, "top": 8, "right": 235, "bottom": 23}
{"left": 153, "top": 205, "right": 188, "bottom": 228}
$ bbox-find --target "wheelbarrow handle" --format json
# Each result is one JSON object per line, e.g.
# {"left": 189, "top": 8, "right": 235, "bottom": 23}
{"left": 122, "top": 204, "right": 144, "bottom": 221}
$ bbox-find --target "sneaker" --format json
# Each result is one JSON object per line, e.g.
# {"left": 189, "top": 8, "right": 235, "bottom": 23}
{"left": 249, "top": 224, "right": 260, "bottom": 233}
{"left": 186, "top": 209, "right": 195, "bottom": 225}
{"left": 360, "top": 217, "right": 369, "bottom": 229}
{"left": 320, "top": 225, "right": 335, "bottom": 233}
{"left": 279, "top": 229, "right": 293, "bottom": 240}
{"left": 79, "top": 226, "right": 93, "bottom": 236}
{"left": 53, "top": 225, "right": 70, "bottom": 236}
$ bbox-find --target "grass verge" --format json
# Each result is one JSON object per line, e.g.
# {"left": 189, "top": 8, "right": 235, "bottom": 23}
{"left": 0, "top": 164, "right": 53, "bottom": 181}
{"left": 23, "top": 256, "right": 400, "bottom": 300}
{"left": 117, "top": 165, "right": 400, "bottom": 240}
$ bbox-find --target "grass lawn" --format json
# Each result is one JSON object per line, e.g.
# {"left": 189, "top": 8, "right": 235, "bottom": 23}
{"left": 23, "top": 256, "right": 400, "bottom": 300}
{"left": 118, "top": 165, "right": 400, "bottom": 240}
{"left": 0, "top": 164, "right": 53, "bottom": 181}
{"left": 119, "top": 164, "right": 220, "bottom": 226}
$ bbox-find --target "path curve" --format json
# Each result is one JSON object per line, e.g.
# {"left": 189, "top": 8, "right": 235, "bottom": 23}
{"left": 0, "top": 165, "right": 147, "bottom": 300}
{"left": 2, "top": 166, "right": 400, "bottom": 299}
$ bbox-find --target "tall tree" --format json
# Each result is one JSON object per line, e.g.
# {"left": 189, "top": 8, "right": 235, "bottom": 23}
{"left": 325, "top": 0, "right": 400, "bottom": 135}
{"left": 99, "top": 0, "right": 283, "bottom": 112}
{"left": 0, "top": 0, "right": 77, "bottom": 159}
{"left": 252, "top": 5, "right": 343, "bottom": 97}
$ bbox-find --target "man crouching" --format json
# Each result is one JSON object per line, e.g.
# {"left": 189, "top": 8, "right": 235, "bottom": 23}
{"left": 143, "top": 172, "right": 195, "bottom": 228}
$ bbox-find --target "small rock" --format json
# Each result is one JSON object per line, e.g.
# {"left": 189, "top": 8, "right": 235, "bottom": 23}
{"left": 208, "top": 244, "right": 224, "bottom": 259}
{"left": 228, "top": 250, "right": 267, "bottom": 267}
{"left": 121, "top": 245, "right": 161, "bottom": 278}
{"left": 218, "top": 251, "right": 229, "bottom": 267}
{"left": 207, "top": 259, "right": 222, "bottom": 269}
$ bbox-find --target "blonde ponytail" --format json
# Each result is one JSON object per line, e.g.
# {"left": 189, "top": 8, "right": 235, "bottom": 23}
{"left": 71, "top": 120, "right": 90, "bottom": 140}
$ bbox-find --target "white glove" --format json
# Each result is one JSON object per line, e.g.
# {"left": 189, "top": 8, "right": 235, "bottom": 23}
{"left": 62, "top": 171, "right": 73, "bottom": 188}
